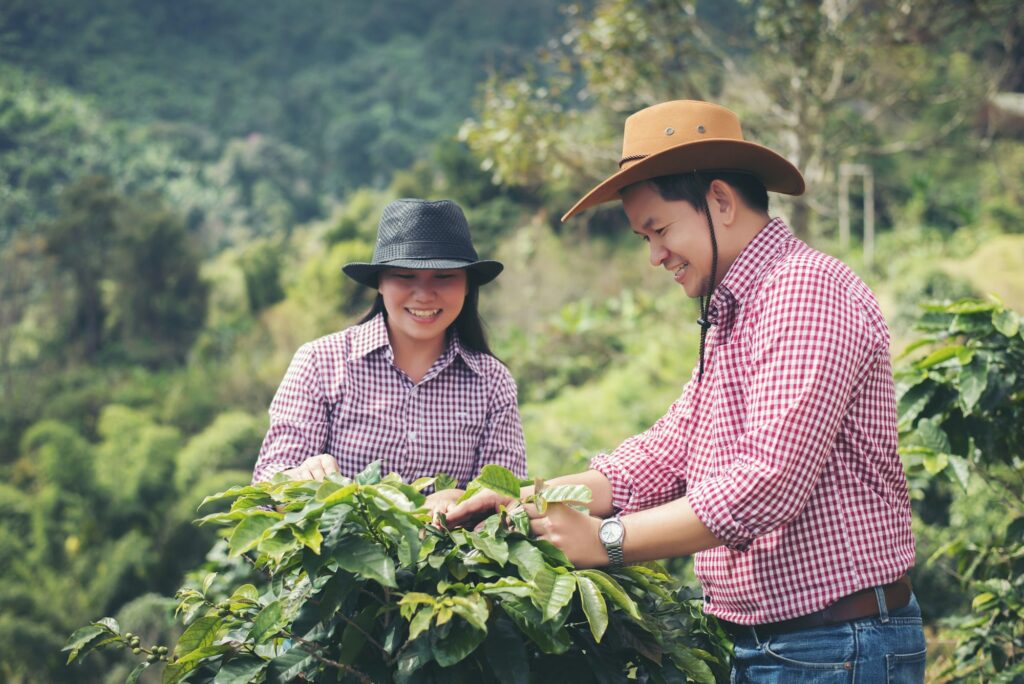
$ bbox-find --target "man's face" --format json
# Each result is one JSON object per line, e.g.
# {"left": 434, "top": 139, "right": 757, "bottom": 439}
{"left": 621, "top": 183, "right": 714, "bottom": 298}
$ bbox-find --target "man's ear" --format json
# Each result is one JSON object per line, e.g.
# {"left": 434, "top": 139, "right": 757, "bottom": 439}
{"left": 707, "top": 179, "right": 738, "bottom": 226}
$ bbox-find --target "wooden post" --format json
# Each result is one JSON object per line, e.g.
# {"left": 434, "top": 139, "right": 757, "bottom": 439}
{"left": 838, "top": 162, "right": 875, "bottom": 266}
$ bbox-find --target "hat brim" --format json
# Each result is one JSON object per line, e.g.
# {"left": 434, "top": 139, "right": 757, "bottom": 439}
{"left": 342, "top": 259, "right": 504, "bottom": 288}
{"left": 561, "top": 139, "right": 805, "bottom": 221}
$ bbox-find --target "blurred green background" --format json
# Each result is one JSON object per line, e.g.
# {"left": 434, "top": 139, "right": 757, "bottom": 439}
{"left": 1, "top": 0, "right": 1022, "bottom": 681}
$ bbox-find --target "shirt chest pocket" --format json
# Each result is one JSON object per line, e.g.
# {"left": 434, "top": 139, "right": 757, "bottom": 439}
{"left": 708, "top": 341, "right": 748, "bottom": 453}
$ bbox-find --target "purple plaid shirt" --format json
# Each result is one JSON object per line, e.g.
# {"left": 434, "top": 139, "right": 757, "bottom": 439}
{"left": 253, "top": 313, "right": 527, "bottom": 485}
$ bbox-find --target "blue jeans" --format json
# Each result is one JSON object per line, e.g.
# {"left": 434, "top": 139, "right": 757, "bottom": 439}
{"left": 730, "top": 591, "right": 926, "bottom": 683}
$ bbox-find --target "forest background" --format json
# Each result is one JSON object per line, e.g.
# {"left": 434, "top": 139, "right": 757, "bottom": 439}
{"left": 1, "top": 0, "right": 1023, "bottom": 681}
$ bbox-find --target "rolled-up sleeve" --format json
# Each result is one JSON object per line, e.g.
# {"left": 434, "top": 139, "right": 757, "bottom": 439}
{"left": 474, "top": 364, "right": 528, "bottom": 480}
{"left": 252, "top": 343, "right": 333, "bottom": 483}
{"left": 686, "top": 268, "right": 878, "bottom": 550}
{"left": 589, "top": 383, "right": 695, "bottom": 513}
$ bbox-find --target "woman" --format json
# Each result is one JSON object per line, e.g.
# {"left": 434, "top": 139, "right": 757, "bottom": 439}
{"left": 252, "top": 198, "right": 527, "bottom": 516}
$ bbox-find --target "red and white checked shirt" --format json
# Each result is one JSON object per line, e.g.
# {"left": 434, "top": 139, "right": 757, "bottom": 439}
{"left": 591, "top": 218, "right": 915, "bottom": 624}
{"left": 252, "top": 313, "right": 527, "bottom": 486}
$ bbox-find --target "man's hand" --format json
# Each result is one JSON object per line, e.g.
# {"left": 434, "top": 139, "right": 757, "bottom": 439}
{"left": 444, "top": 489, "right": 517, "bottom": 528}
{"left": 424, "top": 488, "right": 465, "bottom": 525}
{"left": 281, "top": 453, "right": 340, "bottom": 482}
{"left": 523, "top": 501, "right": 608, "bottom": 569}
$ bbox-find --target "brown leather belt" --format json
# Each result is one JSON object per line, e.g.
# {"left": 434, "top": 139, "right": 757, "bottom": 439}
{"left": 720, "top": 575, "right": 912, "bottom": 639}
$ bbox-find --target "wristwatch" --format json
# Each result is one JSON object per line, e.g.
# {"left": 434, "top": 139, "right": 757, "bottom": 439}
{"left": 599, "top": 515, "right": 626, "bottom": 569}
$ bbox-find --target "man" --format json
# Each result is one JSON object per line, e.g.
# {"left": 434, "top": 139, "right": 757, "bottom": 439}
{"left": 447, "top": 100, "right": 925, "bottom": 681}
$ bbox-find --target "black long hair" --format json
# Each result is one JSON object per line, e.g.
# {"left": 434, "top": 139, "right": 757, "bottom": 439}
{"left": 356, "top": 274, "right": 495, "bottom": 357}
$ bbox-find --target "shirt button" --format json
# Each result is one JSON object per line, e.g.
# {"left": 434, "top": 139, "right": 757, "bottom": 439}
{"left": 408, "top": 431, "right": 417, "bottom": 442}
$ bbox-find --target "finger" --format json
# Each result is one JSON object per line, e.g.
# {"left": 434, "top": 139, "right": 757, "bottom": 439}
{"left": 529, "top": 516, "right": 550, "bottom": 538}
{"left": 521, "top": 502, "right": 542, "bottom": 519}
{"left": 309, "top": 463, "right": 327, "bottom": 481}
{"left": 319, "top": 455, "right": 340, "bottom": 474}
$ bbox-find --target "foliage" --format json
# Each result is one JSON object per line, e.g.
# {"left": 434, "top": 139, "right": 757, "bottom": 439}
{"left": 896, "top": 298, "right": 1024, "bottom": 680}
{"left": 38, "top": 176, "right": 208, "bottom": 365}
{"left": 68, "top": 463, "right": 728, "bottom": 683}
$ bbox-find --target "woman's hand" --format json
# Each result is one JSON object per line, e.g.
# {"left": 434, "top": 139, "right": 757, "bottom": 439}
{"left": 281, "top": 453, "right": 340, "bottom": 482}
{"left": 521, "top": 501, "right": 609, "bottom": 569}
{"left": 424, "top": 488, "right": 465, "bottom": 525}
{"left": 444, "top": 489, "right": 517, "bottom": 528}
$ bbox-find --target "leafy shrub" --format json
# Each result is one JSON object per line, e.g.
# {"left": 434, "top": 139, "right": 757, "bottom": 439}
{"left": 896, "top": 298, "right": 1024, "bottom": 680}
{"left": 67, "top": 464, "right": 727, "bottom": 683}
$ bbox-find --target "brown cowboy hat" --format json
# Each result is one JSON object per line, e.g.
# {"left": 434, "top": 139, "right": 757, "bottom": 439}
{"left": 561, "top": 100, "right": 805, "bottom": 221}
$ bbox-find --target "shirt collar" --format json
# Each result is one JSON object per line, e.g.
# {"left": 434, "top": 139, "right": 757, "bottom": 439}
{"left": 712, "top": 217, "right": 794, "bottom": 312}
{"left": 350, "top": 312, "right": 485, "bottom": 377}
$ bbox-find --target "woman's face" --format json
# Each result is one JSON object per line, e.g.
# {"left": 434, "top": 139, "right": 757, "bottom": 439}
{"left": 377, "top": 268, "right": 468, "bottom": 349}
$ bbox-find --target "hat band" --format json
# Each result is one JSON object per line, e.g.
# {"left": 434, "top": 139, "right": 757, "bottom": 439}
{"left": 619, "top": 154, "right": 648, "bottom": 168}
{"left": 375, "top": 240, "right": 479, "bottom": 263}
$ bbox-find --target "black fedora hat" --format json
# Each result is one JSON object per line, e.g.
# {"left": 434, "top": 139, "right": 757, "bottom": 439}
{"left": 343, "top": 199, "right": 503, "bottom": 288}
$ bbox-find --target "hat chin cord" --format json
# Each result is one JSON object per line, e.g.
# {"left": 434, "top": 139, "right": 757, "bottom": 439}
{"left": 696, "top": 200, "right": 718, "bottom": 381}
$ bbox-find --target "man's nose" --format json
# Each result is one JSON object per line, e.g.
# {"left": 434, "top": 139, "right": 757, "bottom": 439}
{"left": 649, "top": 240, "right": 668, "bottom": 267}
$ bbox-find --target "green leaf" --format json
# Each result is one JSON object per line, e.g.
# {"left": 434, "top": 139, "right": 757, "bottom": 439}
{"left": 469, "top": 532, "right": 509, "bottom": 566}
{"left": 339, "top": 605, "right": 380, "bottom": 665}
{"left": 125, "top": 662, "right": 149, "bottom": 684}
{"left": 911, "top": 417, "right": 952, "bottom": 454}
{"left": 212, "top": 656, "right": 266, "bottom": 684}
{"left": 507, "top": 540, "right": 546, "bottom": 581}
{"left": 946, "top": 298, "right": 997, "bottom": 314}
{"left": 922, "top": 451, "right": 950, "bottom": 475}
{"left": 200, "top": 485, "right": 267, "bottom": 509}
{"left": 896, "top": 381, "right": 935, "bottom": 432}
{"left": 914, "top": 345, "right": 968, "bottom": 370}
{"left": 450, "top": 594, "right": 490, "bottom": 632}
{"left": 431, "top": 618, "right": 487, "bottom": 667}
{"left": 483, "top": 615, "right": 529, "bottom": 684}
{"left": 578, "top": 570, "right": 641, "bottom": 620}
{"left": 993, "top": 308, "right": 1020, "bottom": 337}
{"left": 434, "top": 473, "right": 459, "bottom": 491}
{"left": 473, "top": 464, "right": 521, "bottom": 499}
{"left": 173, "top": 616, "right": 223, "bottom": 659}
{"left": 575, "top": 574, "right": 609, "bottom": 642}
{"left": 531, "top": 567, "right": 577, "bottom": 622}
{"left": 958, "top": 354, "right": 989, "bottom": 416}
{"left": 500, "top": 599, "right": 571, "bottom": 655}
{"left": 291, "top": 522, "right": 323, "bottom": 554}
{"left": 227, "top": 512, "right": 281, "bottom": 557}
{"left": 248, "top": 600, "right": 284, "bottom": 644}
{"left": 355, "top": 460, "right": 382, "bottom": 484}
{"left": 317, "top": 483, "right": 358, "bottom": 506}
{"left": 258, "top": 528, "right": 300, "bottom": 565}
{"left": 267, "top": 645, "right": 318, "bottom": 681}
{"left": 972, "top": 592, "right": 997, "bottom": 611}
{"left": 332, "top": 535, "right": 396, "bottom": 587}
{"left": 540, "top": 484, "right": 593, "bottom": 504}
{"left": 408, "top": 606, "right": 434, "bottom": 641}
{"left": 63, "top": 624, "right": 107, "bottom": 664}
{"left": 946, "top": 455, "right": 971, "bottom": 490}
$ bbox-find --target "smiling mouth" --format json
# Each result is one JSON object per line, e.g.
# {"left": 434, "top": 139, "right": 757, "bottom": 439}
{"left": 673, "top": 263, "right": 689, "bottom": 282}
{"left": 407, "top": 308, "right": 441, "bottom": 319}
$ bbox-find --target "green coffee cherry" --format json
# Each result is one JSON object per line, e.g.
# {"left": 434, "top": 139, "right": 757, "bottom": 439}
{"left": 132, "top": 647, "right": 141, "bottom": 655}
{"left": 147, "top": 653, "right": 159, "bottom": 663}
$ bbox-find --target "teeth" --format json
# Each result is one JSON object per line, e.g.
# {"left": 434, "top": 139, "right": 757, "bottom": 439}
{"left": 408, "top": 309, "right": 440, "bottom": 318}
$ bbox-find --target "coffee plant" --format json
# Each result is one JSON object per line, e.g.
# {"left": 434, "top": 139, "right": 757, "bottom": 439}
{"left": 66, "top": 463, "right": 727, "bottom": 682}
{"left": 897, "top": 298, "right": 1024, "bottom": 681}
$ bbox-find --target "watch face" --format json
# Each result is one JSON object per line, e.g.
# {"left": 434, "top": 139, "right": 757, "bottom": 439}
{"left": 600, "top": 520, "right": 623, "bottom": 544}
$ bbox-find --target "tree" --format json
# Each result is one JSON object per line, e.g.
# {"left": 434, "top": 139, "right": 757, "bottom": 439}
{"left": 462, "top": 0, "right": 1010, "bottom": 238}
